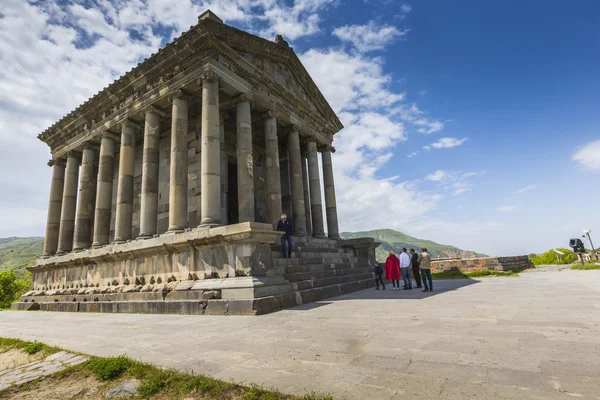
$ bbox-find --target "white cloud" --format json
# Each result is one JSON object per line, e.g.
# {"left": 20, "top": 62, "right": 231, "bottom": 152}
{"left": 514, "top": 184, "right": 537, "bottom": 195}
{"left": 428, "top": 137, "right": 468, "bottom": 149}
{"left": 391, "top": 103, "right": 444, "bottom": 134}
{"left": 573, "top": 139, "right": 600, "bottom": 171}
{"left": 425, "top": 170, "right": 447, "bottom": 182}
{"left": 497, "top": 205, "right": 516, "bottom": 212}
{"left": 333, "top": 21, "right": 409, "bottom": 52}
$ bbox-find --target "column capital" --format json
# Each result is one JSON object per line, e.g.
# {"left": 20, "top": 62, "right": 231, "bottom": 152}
{"left": 82, "top": 142, "right": 99, "bottom": 151}
{"left": 262, "top": 110, "right": 275, "bottom": 120}
{"left": 290, "top": 124, "right": 300, "bottom": 134}
{"left": 119, "top": 119, "right": 141, "bottom": 130}
{"left": 220, "top": 111, "right": 230, "bottom": 121}
{"left": 197, "top": 70, "right": 219, "bottom": 84}
{"left": 306, "top": 134, "right": 318, "bottom": 144}
{"left": 65, "top": 150, "right": 82, "bottom": 161}
{"left": 168, "top": 88, "right": 193, "bottom": 103}
{"left": 101, "top": 131, "right": 118, "bottom": 140}
{"left": 48, "top": 158, "right": 66, "bottom": 167}
{"left": 142, "top": 105, "right": 166, "bottom": 118}
{"left": 318, "top": 144, "right": 335, "bottom": 153}
{"left": 235, "top": 93, "right": 253, "bottom": 106}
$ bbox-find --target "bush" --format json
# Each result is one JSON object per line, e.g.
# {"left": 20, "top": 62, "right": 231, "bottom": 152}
{"left": 88, "top": 356, "right": 132, "bottom": 381}
{"left": 137, "top": 369, "right": 178, "bottom": 397}
{"left": 24, "top": 341, "right": 44, "bottom": 354}
{"left": 0, "top": 271, "right": 30, "bottom": 308}
{"left": 530, "top": 248, "right": 578, "bottom": 266}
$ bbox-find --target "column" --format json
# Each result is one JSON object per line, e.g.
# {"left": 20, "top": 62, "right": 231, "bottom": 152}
{"left": 139, "top": 107, "right": 163, "bottom": 238}
{"left": 57, "top": 151, "right": 80, "bottom": 254}
{"left": 264, "top": 111, "right": 282, "bottom": 227}
{"left": 307, "top": 138, "right": 326, "bottom": 238}
{"left": 114, "top": 121, "right": 137, "bottom": 242}
{"left": 301, "top": 152, "right": 313, "bottom": 236}
{"left": 287, "top": 127, "right": 307, "bottom": 236}
{"left": 236, "top": 94, "right": 255, "bottom": 223}
{"left": 73, "top": 144, "right": 98, "bottom": 250}
{"left": 199, "top": 72, "right": 221, "bottom": 226}
{"left": 42, "top": 159, "right": 65, "bottom": 256}
{"left": 322, "top": 147, "right": 340, "bottom": 239}
{"left": 168, "top": 90, "right": 189, "bottom": 232}
{"left": 92, "top": 133, "right": 115, "bottom": 247}
{"left": 220, "top": 112, "right": 228, "bottom": 225}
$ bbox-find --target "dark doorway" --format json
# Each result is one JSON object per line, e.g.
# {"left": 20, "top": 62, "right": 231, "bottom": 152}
{"left": 227, "top": 161, "right": 239, "bottom": 224}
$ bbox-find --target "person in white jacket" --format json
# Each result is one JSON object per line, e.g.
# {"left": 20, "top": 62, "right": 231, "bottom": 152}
{"left": 399, "top": 247, "right": 412, "bottom": 290}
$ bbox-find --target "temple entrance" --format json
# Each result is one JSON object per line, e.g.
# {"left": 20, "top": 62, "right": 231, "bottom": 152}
{"left": 227, "top": 161, "right": 239, "bottom": 224}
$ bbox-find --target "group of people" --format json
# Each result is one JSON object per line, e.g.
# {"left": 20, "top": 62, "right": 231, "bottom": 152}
{"left": 375, "top": 248, "right": 433, "bottom": 292}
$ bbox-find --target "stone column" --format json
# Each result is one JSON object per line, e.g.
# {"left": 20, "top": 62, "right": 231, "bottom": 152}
{"left": 114, "top": 121, "right": 138, "bottom": 242}
{"left": 322, "top": 147, "right": 340, "bottom": 239}
{"left": 264, "top": 111, "right": 282, "bottom": 227}
{"left": 139, "top": 107, "right": 164, "bottom": 238}
{"left": 307, "top": 138, "right": 326, "bottom": 238}
{"left": 57, "top": 151, "right": 81, "bottom": 254}
{"left": 42, "top": 159, "right": 65, "bottom": 256}
{"left": 168, "top": 90, "right": 189, "bottom": 232}
{"left": 220, "top": 113, "right": 228, "bottom": 225}
{"left": 236, "top": 94, "right": 255, "bottom": 223}
{"left": 92, "top": 134, "right": 115, "bottom": 247}
{"left": 301, "top": 152, "right": 313, "bottom": 236}
{"left": 73, "top": 144, "right": 98, "bottom": 250}
{"left": 199, "top": 73, "right": 221, "bottom": 226}
{"left": 287, "top": 127, "right": 307, "bottom": 236}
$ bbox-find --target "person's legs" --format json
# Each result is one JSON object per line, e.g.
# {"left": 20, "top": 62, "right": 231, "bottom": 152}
{"left": 413, "top": 266, "right": 422, "bottom": 288}
{"left": 425, "top": 269, "right": 433, "bottom": 291}
{"left": 402, "top": 268, "right": 411, "bottom": 289}
{"left": 280, "top": 237, "right": 286, "bottom": 258}
{"left": 421, "top": 270, "right": 429, "bottom": 291}
{"left": 286, "top": 236, "right": 293, "bottom": 258}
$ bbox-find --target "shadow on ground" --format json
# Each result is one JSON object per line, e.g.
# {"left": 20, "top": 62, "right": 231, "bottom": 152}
{"left": 290, "top": 271, "right": 480, "bottom": 311}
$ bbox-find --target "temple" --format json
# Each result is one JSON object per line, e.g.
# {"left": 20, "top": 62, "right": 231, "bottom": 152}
{"left": 14, "top": 11, "right": 378, "bottom": 315}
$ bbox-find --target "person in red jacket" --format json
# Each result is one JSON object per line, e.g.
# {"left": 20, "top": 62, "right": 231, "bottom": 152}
{"left": 384, "top": 252, "right": 401, "bottom": 290}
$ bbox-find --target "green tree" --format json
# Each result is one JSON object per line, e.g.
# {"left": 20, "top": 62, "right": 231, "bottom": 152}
{"left": 0, "top": 271, "right": 31, "bottom": 308}
{"left": 530, "top": 248, "right": 578, "bottom": 266}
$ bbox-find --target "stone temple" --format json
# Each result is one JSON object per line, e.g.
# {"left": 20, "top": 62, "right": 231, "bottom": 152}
{"left": 14, "top": 11, "right": 379, "bottom": 315}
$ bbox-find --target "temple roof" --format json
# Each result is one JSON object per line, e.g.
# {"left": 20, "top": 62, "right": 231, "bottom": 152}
{"left": 38, "top": 10, "right": 343, "bottom": 151}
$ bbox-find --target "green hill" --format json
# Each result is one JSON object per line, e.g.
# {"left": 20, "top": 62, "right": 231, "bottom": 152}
{"left": 341, "top": 229, "right": 487, "bottom": 262}
{"left": 0, "top": 237, "right": 43, "bottom": 277}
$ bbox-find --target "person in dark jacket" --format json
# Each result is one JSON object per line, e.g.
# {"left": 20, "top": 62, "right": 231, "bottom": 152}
{"left": 374, "top": 263, "right": 385, "bottom": 290}
{"left": 409, "top": 248, "right": 422, "bottom": 288}
{"left": 276, "top": 214, "right": 293, "bottom": 258}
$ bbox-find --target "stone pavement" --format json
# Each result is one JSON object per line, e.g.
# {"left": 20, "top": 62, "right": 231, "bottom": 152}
{"left": 1, "top": 269, "right": 599, "bottom": 399}
{"left": 0, "top": 351, "right": 87, "bottom": 391}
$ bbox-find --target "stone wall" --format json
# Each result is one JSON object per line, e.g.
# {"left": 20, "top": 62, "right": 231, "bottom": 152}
{"left": 431, "top": 255, "right": 533, "bottom": 273}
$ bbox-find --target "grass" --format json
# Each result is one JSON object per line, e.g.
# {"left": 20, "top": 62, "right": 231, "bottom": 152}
{"left": 432, "top": 269, "right": 519, "bottom": 280}
{"left": 571, "top": 264, "right": 600, "bottom": 270}
{"left": 0, "top": 337, "right": 61, "bottom": 357}
{"left": 0, "top": 337, "right": 335, "bottom": 400}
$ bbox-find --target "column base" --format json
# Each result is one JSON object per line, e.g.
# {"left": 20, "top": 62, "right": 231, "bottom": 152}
{"left": 91, "top": 243, "right": 106, "bottom": 249}
{"left": 137, "top": 234, "right": 154, "bottom": 240}
{"left": 167, "top": 229, "right": 185, "bottom": 234}
{"left": 112, "top": 239, "right": 127, "bottom": 244}
{"left": 313, "top": 234, "right": 327, "bottom": 239}
{"left": 199, "top": 218, "right": 221, "bottom": 227}
{"left": 328, "top": 235, "right": 341, "bottom": 240}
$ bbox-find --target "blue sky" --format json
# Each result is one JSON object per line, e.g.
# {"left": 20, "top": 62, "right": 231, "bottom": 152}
{"left": 0, "top": 0, "right": 599, "bottom": 256}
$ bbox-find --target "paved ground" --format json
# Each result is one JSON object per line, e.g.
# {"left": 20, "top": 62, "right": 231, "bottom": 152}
{"left": 1, "top": 269, "right": 599, "bottom": 399}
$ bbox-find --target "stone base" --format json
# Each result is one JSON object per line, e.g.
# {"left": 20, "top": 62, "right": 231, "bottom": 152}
{"left": 431, "top": 255, "right": 534, "bottom": 273}
{"left": 18, "top": 231, "right": 380, "bottom": 316}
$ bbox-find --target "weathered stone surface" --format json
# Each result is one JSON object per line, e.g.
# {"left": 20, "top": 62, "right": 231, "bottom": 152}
{"left": 106, "top": 379, "right": 140, "bottom": 399}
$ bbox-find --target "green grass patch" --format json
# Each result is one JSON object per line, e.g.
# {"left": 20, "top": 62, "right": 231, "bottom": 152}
{"left": 88, "top": 355, "right": 132, "bottom": 381}
{"left": 432, "top": 269, "right": 519, "bottom": 280}
{"left": 0, "top": 337, "right": 60, "bottom": 357}
{"left": 571, "top": 264, "right": 600, "bottom": 270}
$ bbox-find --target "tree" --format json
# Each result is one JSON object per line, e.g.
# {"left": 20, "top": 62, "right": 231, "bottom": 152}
{"left": 0, "top": 271, "right": 31, "bottom": 308}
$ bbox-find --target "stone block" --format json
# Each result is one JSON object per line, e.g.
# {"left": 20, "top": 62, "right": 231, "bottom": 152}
{"left": 11, "top": 302, "right": 40, "bottom": 311}
{"left": 205, "top": 300, "right": 228, "bottom": 315}
{"left": 228, "top": 299, "right": 256, "bottom": 315}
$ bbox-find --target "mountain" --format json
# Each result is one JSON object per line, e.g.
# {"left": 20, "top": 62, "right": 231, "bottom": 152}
{"left": 0, "top": 237, "right": 43, "bottom": 277}
{"left": 340, "top": 229, "right": 487, "bottom": 262}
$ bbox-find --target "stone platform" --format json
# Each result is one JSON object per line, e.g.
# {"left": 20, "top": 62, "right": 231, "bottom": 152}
{"left": 13, "top": 223, "right": 379, "bottom": 315}
{"left": 432, "top": 255, "right": 533, "bottom": 273}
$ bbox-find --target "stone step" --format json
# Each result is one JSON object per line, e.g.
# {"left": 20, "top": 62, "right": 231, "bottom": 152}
{"left": 294, "top": 273, "right": 374, "bottom": 290}
{"left": 271, "top": 245, "right": 343, "bottom": 254}
{"left": 284, "top": 267, "right": 372, "bottom": 282}
{"left": 284, "top": 262, "right": 367, "bottom": 274}
{"left": 273, "top": 257, "right": 358, "bottom": 267}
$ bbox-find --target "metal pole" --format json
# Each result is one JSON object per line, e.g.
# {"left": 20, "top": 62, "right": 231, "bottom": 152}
{"left": 586, "top": 232, "right": 598, "bottom": 261}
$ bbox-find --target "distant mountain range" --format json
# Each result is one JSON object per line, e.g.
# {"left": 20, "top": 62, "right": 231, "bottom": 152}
{"left": 340, "top": 229, "right": 487, "bottom": 262}
{"left": 0, "top": 229, "right": 486, "bottom": 275}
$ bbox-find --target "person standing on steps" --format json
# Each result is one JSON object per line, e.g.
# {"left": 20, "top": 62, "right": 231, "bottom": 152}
{"left": 418, "top": 248, "right": 433, "bottom": 292}
{"left": 277, "top": 214, "right": 293, "bottom": 258}
{"left": 410, "top": 248, "right": 422, "bottom": 289}
{"left": 384, "top": 252, "right": 401, "bottom": 290}
{"left": 374, "top": 263, "right": 385, "bottom": 290}
{"left": 399, "top": 247, "right": 412, "bottom": 290}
